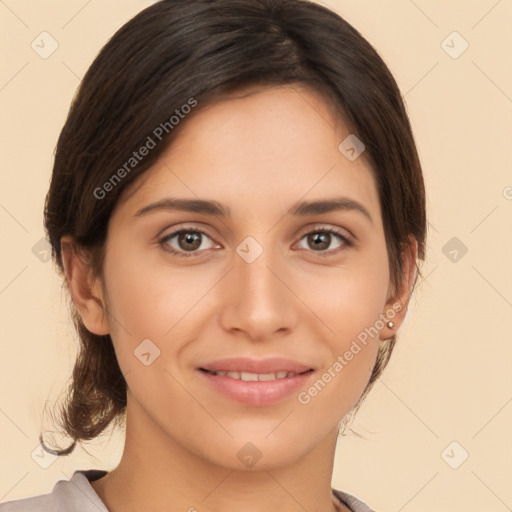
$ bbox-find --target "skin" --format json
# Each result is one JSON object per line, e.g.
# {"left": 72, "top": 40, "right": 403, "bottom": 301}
{"left": 62, "top": 84, "right": 417, "bottom": 512}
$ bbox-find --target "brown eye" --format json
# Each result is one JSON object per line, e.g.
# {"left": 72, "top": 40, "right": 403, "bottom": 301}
{"left": 160, "top": 229, "right": 217, "bottom": 257}
{"left": 306, "top": 232, "right": 331, "bottom": 251}
{"left": 297, "top": 228, "right": 352, "bottom": 254}
{"left": 177, "top": 232, "right": 202, "bottom": 251}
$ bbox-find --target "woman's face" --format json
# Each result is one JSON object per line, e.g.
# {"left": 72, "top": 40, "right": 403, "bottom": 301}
{"left": 99, "top": 84, "right": 396, "bottom": 470}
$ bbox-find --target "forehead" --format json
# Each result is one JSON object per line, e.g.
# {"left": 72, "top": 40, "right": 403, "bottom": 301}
{"left": 117, "top": 85, "right": 380, "bottom": 222}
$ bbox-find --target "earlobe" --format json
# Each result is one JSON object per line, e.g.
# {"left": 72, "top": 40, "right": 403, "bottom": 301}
{"left": 60, "top": 236, "right": 110, "bottom": 335}
{"left": 380, "top": 236, "right": 419, "bottom": 340}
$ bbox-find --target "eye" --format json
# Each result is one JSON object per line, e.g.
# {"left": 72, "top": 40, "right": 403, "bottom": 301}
{"left": 159, "top": 228, "right": 218, "bottom": 258}
{"left": 159, "top": 225, "right": 353, "bottom": 259}
{"left": 296, "top": 227, "right": 353, "bottom": 255}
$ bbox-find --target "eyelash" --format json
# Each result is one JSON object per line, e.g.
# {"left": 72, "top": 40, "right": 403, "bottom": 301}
{"left": 158, "top": 226, "right": 354, "bottom": 259}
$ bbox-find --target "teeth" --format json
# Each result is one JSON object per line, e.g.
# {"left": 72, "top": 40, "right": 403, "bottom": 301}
{"left": 240, "top": 372, "right": 258, "bottom": 381}
{"left": 258, "top": 373, "right": 277, "bottom": 381}
{"left": 208, "top": 370, "right": 298, "bottom": 381}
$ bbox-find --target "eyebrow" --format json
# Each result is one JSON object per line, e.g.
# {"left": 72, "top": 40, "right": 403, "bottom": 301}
{"left": 134, "top": 196, "right": 373, "bottom": 223}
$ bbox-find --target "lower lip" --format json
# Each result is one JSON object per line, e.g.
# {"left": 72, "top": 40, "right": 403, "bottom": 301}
{"left": 198, "top": 370, "right": 314, "bottom": 406}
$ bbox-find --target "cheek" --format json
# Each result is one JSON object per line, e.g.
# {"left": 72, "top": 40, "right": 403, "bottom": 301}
{"left": 100, "top": 248, "right": 203, "bottom": 402}
{"left": 302, "top": 248, "right": 390, "bottom": 341}
{"left": 301, "top": 250, "right": 389, "bottom": 401}
{"left": 297, "top": 276, "right": 385, "bottom": 416}
{"left": 103, "top": 243, "right": 209, "bottom": 340}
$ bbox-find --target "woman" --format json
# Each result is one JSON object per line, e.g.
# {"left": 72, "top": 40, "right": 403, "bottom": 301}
{"left": 0, "top": 0, "right": 426, "bottom": 511}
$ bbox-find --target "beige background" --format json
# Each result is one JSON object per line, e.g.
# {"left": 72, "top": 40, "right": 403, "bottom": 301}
{"left": 1, "top": 1, "right": 511, "bottom": 511}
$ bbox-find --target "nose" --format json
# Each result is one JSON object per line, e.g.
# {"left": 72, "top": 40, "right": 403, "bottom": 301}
{"left": 218, "top": 239, "right": 299, "bottom": 342}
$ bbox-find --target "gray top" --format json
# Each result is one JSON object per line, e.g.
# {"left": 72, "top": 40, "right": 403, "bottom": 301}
{"left": 0, "top": 470, "right": 376, "bottom": 512}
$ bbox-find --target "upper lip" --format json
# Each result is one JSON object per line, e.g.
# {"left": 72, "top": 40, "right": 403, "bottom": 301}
{"left": 199, "top": 357, "right": 313, "bottom": 374}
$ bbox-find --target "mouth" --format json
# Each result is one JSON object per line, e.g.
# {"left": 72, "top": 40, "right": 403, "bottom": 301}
{"left": 199, "top": 368, "right": 313, "bottom": 381}
{"left": 196, "top": 358, "right": 315, "bottom": 406}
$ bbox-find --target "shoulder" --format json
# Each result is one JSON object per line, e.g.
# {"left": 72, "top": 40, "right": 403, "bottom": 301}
{"left": 0, "top": 493, "right": 55, "bottom": 512}
{"left": 333, "top": 487, "right": 378, "bottom": 512}
{"left": 0, "top": 470, "right": 108, "bottom": 512}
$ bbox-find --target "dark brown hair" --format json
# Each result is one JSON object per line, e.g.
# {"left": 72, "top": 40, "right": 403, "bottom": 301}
{"left": 42, "top": 0, "right": 426, "bottom": 455}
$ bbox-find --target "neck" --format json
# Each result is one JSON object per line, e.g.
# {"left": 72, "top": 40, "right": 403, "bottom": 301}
{"left": 91, "top": 392, "right": 349, "bottom": 512}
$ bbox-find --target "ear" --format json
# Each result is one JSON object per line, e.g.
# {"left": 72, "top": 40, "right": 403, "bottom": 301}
{"left": 60, "top": 235, "right": 110, "bottom": 336}
{"left": 379, "top": 236, "right": 419, "bottom": 340}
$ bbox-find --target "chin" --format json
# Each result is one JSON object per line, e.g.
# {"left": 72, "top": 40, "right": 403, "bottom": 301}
{"left": 192, "top": 431, "right": 320, "bottom": 472}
